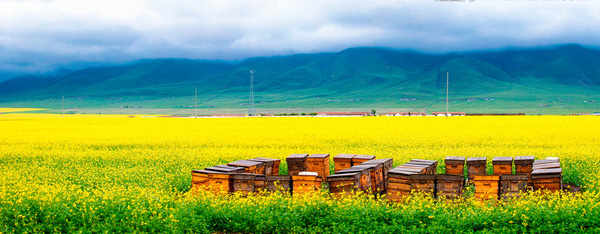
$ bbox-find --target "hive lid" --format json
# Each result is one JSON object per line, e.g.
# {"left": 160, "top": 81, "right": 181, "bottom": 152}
{"left": 532, "top": 162, "right": 561, "bottom": 170}
{"left": 362, "top": 158, "right": 393, "bottom": 165}
{"left": 514, "top": 156, "right": 535, "bottom": 161}
{"left": 533, "top": 158, "right": 559, "bottom": 165}
{"left": 492, "top": 157, "right": 513, "bottom": 164}
{"left": 354, "top": 155, "right": 376, "bottom": 160}
{"left": 214, "top": 164, "right": 237, "bottom": 168}
{"left": 388, "top": 168, "right": 420, "bottom": 176}
{"left": 298, "top": 171, "right": 319, "bottom": 176}
{"left": 328, "top": 172, "right": 360, "bottom": 179}
{"left": 227, "top": 160, "right": 263, "bottom": 167}
{"left": 472, "top": 175, "right": 500, "bottom": 181}
{"left": 308, "top": 154, "right": 330, "bottom": 159}
{"left": 531, "top": 168, "right": 562, "bottom": 175}
{"left": 466, "top": 157, "right": 487, "bottom": 165}
{"left": 192, "top": 169, "right": 224, "bottom": 174}
{"left": 436, "top": 174, "right": 463, "bottom": 181}
{"left": 445, "top": 156, "right": 465, "bottom": 161}
{"left": 410, "top": 159, "right": 437, "bottom": 164}
{"left": 410, "top": 174, "right": 436, "bottom": 180}
{"left": 249, "top": 157, "right": 280, "bottom": 163}
{"left": 287, "top": 153, "right": 309, "bottom": 159}
{"left": 353, "top": 163, "right": 381, "bottom": 169}
{"left": 337, "top": 167, "right": 368, "bottom": 174}
{"left": 501, "top": 174, "right": 528, "bottom": 181}
{"left": 334, "top": 154, "right": 356, "bottom": 159}
{"left": 204, "top": 166, "right": 245, "bottom": 173}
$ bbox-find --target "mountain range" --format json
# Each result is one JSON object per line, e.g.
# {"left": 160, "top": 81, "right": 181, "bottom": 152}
{"left": 1, "top": 44, "right": 600, "bottom": 113}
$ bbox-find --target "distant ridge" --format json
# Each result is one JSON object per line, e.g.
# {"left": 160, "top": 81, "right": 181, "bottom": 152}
{"left": 1, "top": 44, "right": 599, "bottom": 109}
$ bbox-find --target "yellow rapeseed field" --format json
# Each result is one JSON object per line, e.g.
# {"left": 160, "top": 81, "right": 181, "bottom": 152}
{"left": 1, "top": 114, "right": 600, "bottom": 233}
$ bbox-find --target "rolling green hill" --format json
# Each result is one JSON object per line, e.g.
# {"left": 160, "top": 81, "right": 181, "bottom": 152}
{"left": 1, "top": 44, "right": 600, "bottom": 114}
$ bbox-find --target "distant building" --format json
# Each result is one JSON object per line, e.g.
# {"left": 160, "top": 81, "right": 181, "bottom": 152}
{"left": 316, "top": 112, "right": 370, "bottom": 117}
{"left": 211, "top": 113, "right": 245, "bottom": 117}
{"left": 381, "top": 112, "right": 426, "bottom": 116}
{"left": 432, "top": 112, "right": 466, "bottom": 116}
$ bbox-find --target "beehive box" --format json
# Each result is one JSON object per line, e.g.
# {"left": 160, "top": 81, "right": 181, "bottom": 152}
{"left": 473, "top": 175, "right": 500, "bottom": 199}
{"left": 410, "top": 174, "right": 436, "bottom": 196}
{"left": 233, "top": 173, "right": 256, "bottom": 195}
{"left": 333, "top": 154, "right": 356, "bottom": 173}
{"left": 254, "top": 174, "right": 267, "bottom": 192}
{"left": 266, "top": 175, "right": 292, "bottom": 192}
{"left": 191, "top": 170, "right": 234, "bottom": 194}
{"left": 500, "top": 174, "right": 528, "bottom": 199}
{"left": 292, "top": 172, "right": 322, "bottom": 195}
{"left": 286, "top": 153, "right": 309, "bottom": 176}
{"left": 436, "top": 174, "right": 463, "bottom": 198}
{"left": 307, "top": 154, "right": 330, "bottom": 180}
{"left": 467, "top": 157, "right": 487, "bottom": 181}
{"left": 249, "top": 158, "right": 281, "bottom": 175}
{"left": 363, "top": 158, "right": 393, "bottom": 191}
{"left": 204, "top": 165, "right": 246, "bottom": 174}
{"left": 397, "top": 163, "right": 428, "bottom": 174}
{"left": 387, "top": 168, "right": 419, "bottom": 201}
{"left": 445, "top": 156, "right": 465, "bottom": 176}
{"left": 531, "top": 168, "right": 562, "bottom": 192}
{"left": 328, "top": 172, "right": 361, "bottom": 195}
{"left": 336, "top": 167, "right": 371, "bottom": 191}
{"left": 352, "top": 155, "right": 376, "bottom": 166}
{"left": 227, "top": 160, "right": 266, "bottom": 174}
{"left": 408, "top": 159, "right": 438, "bottom": 174}
{"left": 353, "top": 163, "right": 384, "bottom": 193}
{"left": 492, "top": 157, "right": 513, "bottom": 175}
{"left": 514, "top": 156, "right": 535, "bottom": 174}
{"left": 532, "top": 162, "right": 561, "bottom": 170}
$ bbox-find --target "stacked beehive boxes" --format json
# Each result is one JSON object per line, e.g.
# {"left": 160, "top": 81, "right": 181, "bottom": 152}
{"left": 286, "top": 153, "right": 309, "bottom": 176}
{"left": 227, "top": 160, "right": 266, "bottom": 174}
{"left": 333, "top": 154, "right": 356, "bottom": 173}
{"left": 352, "top": 155, "right": 376, "bottom": 166}
{"left": 249, "top": 158, "right": 281, "bottom": 175}
{"left": 386, "top": 168, "right": 418, "bottom": 201}
{"left": 436, "top": 174, "right": 464, "bottom": 199}
{"left": 514, "top": 156, "right": 535, "bottom": 186}
{"left": 191, "top": 165, "right": 245, "bottom": 194}
{"left": 445, "top": 156, "right": 465, "bottom": 176}
{"left": 492, "top": 157, "right": 513, "bottom": 175}
{"left": 353, "top": 163, "right": 384, "bottom": 193}
{"left": 531, "top": 157, "right": 562, "bottom": 192}
{"left": 336, "top": 167, "right": 371, "bottom": 191}
{"left": 386, "top": 159, "right": 437, "bottom": 200}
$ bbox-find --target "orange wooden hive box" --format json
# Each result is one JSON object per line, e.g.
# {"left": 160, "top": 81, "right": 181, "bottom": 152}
{"left": 473, "top": 175, "right": 500, "bottom": 199}
{"left": 514, "top": 156, "right": 535, "bottom": 174}
{"left": 396, "top": 163, "right": 428, "bottom": 174}
{"left": 387, "top": 168, "right": 419, "bottom": 201}
{"left": 444, "top": 156, "right": 465, "bottom": 176}
{"left": 410, "top": 174, "right": 436, "bottom": 197}
{"left": 436, "top": 174, "right": 464, "bottom": 199}
{"left": 336, "top": 167, "right": 371, "bottom": 192}
{"left": 286, "top": 153, "right": 309, "bottom": 176}
{"left": 500, "top": 174, "right": 528, "bottom": 199}
{"left": 352, "top": 163, "right": 384, "bottom": 193}
{"left": 327, "top": 172, "right": 361, "bottom": 195}
{"left": 492, "top": 157, "right": 513, "bottom": 175}
{"left": 466, "top": 157, "right": 487, "bottom": 181}
{"left": 232, "top": 173, "right": 257, "bottom": 195}
{"left": 292, "top": 172, "right": 322, "bottom": 195}
{"left": 531, "top": 168, "right": 562, "bottom": 192}
{"left": 333, "top": 154, "right": 356, "bottom": 173}
{"left": 306, "top": 154, "right": 330, "bottom": 180}
{"left": 249, "top": 157, "right": 281, "bottom": 175}
{"left": 352, "top": 155, "right": 376, "bottom": 166}
{"left": 407, "top": 159, "right": 438, "bottom": 174}
{"left": 191, "top": 170, "right": 234, "bottom": 194}
{"left": 227, "top": 160, "right": 266, "bottom": 174}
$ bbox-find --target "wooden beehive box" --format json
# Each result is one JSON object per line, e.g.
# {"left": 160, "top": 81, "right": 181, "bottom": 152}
{"left": 473, "top": 175, "right": 500, "bottom": 199}
{"left": 387, "top": 168, "right": 419, "bottom": 201}
{"left": 514, "top": 156, "right": 535, "bottom": 174}
{"left": 327, "top": 172, "right": 361, "bottom": 195}
{"left": 444, "top": 156, "right": 465, "bottom": 176}
{"left": 406, "top": 159, "right": 438, "bottom": 174}
{"left": 333, "top": 154, "right": 356, "bottom": 173}
{"left": 467, "top": 157, "right": 487, "bottom": 181}
{"left": 292, "top": 172, "right": 322, "bottom": 195}
{"left": 531, "top": 168, "right": 562, "bottom": 192}
{"left": 307, "top": 154, "right": 330, "bottom": 180}
{"left": 397, "top": 163, "right": 428, "bottom": 174}
{"left": 352, "top": 163, "right": 384, "bottom": 193}
{"left": 410, "top": 174, "right": 436, "bottom": 196}
{"left": 254, "top": 174, "right": 267, "bottom": 192}
{"left": 286, "top": 153, "right": 309, "bottom": 176}
{"left": 191, "top": 170, "right": 234, "bottom": 194}
{"left": 532, "top": 162, "right": 561, "bottom": 170}
{"left": 232, "top": 173, "right": 256, "bottom": 195}
{"left": 336, "top": 167, "right": 371, "bottom": 191}
{"left": 500, "top": 174, "right": 528, "bottom": 199}
{"left": 363, "top": 158, "right": 393, "bottom": 191}
{"left": 436, "top": 174, "right": 464, "bottom": 199}
{"left": 227, "top": 160, "right": 266, "bottom": 174}
{"left": 266, "top": 175, "right": 292, "bottom": 192}
{"left": 352, "top": 155, "right": 376, "bottom": 166}
{"left": 492, "top": 157, "right": 513, "bottom": 175}
{"left": 249, "top": 158, "right": 281, "bottom": 175}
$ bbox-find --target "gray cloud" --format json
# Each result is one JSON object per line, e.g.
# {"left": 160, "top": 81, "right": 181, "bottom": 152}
{"left": 0, "top": 0, "right": 599, "bottom": 79}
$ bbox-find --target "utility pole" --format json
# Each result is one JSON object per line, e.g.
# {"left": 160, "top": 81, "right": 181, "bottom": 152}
{"left": 248, "top": 70, "right": 256, "bottom": 116}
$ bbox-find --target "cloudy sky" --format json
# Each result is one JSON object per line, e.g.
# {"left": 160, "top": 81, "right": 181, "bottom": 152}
{"left": 0, "top": 0, "right": 599, "bottom": 78}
